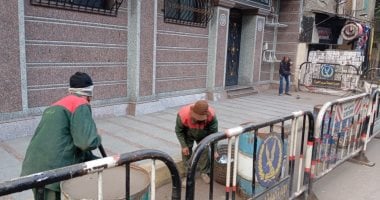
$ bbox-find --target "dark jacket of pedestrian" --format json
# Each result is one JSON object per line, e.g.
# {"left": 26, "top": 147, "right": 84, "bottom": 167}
{"left": 279, "top": 58, "right": 291, "bottom": 76}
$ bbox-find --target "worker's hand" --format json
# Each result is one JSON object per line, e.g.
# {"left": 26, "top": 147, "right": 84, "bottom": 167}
{"left": 182, "top": 147, "right": 190, "bottom": 156}
{"left": 214, "top": 151, "right": 219, "bottom": 159}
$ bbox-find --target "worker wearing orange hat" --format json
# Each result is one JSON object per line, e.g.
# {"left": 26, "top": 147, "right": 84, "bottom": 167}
{"left": 175, "top": 100, "right": 218, "bottom": 187}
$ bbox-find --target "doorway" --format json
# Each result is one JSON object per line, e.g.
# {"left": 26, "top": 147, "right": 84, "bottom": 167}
{"left": 225, "top": 9, "right": 242, "bottom": 87}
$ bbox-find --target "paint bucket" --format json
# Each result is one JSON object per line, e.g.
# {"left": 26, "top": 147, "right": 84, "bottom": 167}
{"left": 236, "top": 132, "right": 263, "bottom": 198}
{"left": 61, "top": 165, "right": 150, "bottom": 200}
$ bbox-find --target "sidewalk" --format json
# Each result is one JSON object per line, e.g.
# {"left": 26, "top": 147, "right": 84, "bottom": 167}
{"left": 0, "top": 90, "right": 339, "bottom": 199}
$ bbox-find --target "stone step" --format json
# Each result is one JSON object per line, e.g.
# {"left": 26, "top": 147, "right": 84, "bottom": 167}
{"left": 226, "top": 86, "right": 258, "bottom": 99}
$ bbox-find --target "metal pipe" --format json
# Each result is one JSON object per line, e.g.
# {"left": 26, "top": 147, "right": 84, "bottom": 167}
{"left": 226, "top": 138, "right": 233, "bottom": 200}
{"left": 232, "top": 136, "right": 239, "bottom": 200}
{"left": 99, "top": 144, "right": 107, "bottom": 157}
{"left": 185, "top": 132, "right": 226, "bottom": 200}
{"left": 0, "top": 149, "right": 182, "bottom": 200}
{"left": 209, "top": 143, "right": 214, "bottom": 200}
{"left": 151, "top": 160, "right": 156, "bottom": 200}
{"left": 98, "top": 172, "right": 103, "bottom": 200}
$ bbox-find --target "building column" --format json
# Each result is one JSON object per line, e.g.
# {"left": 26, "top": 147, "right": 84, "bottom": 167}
{"left": 206, "top": 2, "right": 234, "bottom": 101}
{"left": 252, "top": 16, "right": 265, "bottom": 83}
{"left": 0, "top": 0, "right": 24, "bottom": 114}
{"left": 127, "top": 0, "right": 141, "bottom": 104}
{"left": 127, "top": 0, "right": 158, "bottom": 115}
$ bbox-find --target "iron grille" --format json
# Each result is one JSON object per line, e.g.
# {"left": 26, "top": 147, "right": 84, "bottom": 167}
{"left": 30, "top": 0, "right": 124, "bottom": 17}
{"left": 164, "top": 0, "right": 214, "bottom": 28}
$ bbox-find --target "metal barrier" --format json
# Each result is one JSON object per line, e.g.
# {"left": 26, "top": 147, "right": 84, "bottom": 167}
{"left": 0, "top": 149, "right": 181, "bottom": 200}
{"left": 362, "top": 67, "right": 380, "bottom": 81}
{"left": 311, "top": 93, "right": 373, "bottom": 181}
{"left": 366, "top": 88, "right": 380, "bottom": 142}
{"left": 185, "top": 111, "right": 314, "bottom": 200}
{"left": 297, "top": 62, "right": 360, "bottom": 96}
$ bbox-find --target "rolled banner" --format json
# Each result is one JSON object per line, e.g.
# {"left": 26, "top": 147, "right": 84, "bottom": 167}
{"left": 341, "top": 22, "right": 362, "bottom": 41}
{"left": 356, "top": 22, "right": 363, "bottom": 36}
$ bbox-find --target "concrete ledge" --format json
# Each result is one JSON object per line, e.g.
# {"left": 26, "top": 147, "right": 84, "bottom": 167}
{"left": 0, "top": 116, "right": 41, "bottom": 141}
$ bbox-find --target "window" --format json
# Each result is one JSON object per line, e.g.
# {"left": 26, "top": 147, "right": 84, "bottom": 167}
{"left": 164, "top": 0, "right": 213, "bottom": 27}
{"left": 30, "top": 0, "right": 124, "bottom": 16}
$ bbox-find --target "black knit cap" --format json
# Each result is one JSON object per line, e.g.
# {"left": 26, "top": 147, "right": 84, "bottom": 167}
{"left": 69, "top": 72, "right": 93, "bottom": 88}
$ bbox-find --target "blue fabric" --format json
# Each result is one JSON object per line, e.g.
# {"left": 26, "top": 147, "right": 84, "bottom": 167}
{"left": 279, "top": 74, "right": 290, "bottom": 94}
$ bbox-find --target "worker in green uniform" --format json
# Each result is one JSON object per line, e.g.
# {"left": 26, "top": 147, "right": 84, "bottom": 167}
{"left": 175, "top": 100, "right": 218, "bottom": 187}
{"left": 21, "top": 72, "right": 102, "bottom": 200}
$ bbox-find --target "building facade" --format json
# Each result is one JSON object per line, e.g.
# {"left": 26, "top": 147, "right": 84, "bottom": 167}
{"left": 0, "top": 0, "right": 376, "bottom": 139}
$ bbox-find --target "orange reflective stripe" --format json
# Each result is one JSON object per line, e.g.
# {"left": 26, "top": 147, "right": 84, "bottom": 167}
{"left": 52, "top": 95, "right": 88, "bottom": 113}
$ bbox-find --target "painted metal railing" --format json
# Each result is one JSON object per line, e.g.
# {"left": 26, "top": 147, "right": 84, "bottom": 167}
{"left": 366, "top": 88, "right": 380, "bottom": 142}
{"left": 0, "top": 149, "right": 181, "bottom": 200}
{"left": 311, "top": 93, "right": 372, "bottom": 181}
{"left": 297, "top": 62, "right": 360, "bottom": 96}
{"left": 185, "top": 111, "right": 315, "bottom": 200}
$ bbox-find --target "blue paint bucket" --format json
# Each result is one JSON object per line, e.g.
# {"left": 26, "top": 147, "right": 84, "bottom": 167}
{"left": 237, "top": 132, "right": 287, "bottom": 198}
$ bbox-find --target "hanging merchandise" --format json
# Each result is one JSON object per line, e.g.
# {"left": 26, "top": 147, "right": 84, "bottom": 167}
{"left": 355, "top": 25, "right": 370, "bottom": 51}
{"left": 341, "top": 22, "right": 362, "bottom": 41}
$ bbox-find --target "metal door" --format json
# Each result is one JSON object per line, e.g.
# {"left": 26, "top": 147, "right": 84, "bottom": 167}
{"left": 225, "top": 9, "right": 242, "bottom": 86}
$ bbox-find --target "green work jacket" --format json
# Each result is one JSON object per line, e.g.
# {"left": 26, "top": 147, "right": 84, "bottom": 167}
{"left": 175, "top": 104, "right": 218, "bottom": 148}
{"left": 21, "top": 95, "right": 101, "bottom": 192}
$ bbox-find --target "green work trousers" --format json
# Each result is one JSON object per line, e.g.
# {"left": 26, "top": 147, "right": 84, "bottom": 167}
{"left": 182, "top": 139, "right": 210, "bottom": 175}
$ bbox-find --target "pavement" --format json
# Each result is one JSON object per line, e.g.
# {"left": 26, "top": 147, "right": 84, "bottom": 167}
{"left": 2, "top": 90, "right": 376, "bottom": 200}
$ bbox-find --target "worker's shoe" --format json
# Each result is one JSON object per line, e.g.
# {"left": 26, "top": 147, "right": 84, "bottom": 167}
{"left": 201, "top": 173, "right": 210, "bottom": 184}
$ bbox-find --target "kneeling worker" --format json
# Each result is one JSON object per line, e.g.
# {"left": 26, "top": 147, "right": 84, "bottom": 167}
{"left": 175, "top": 100, "right": 218, "bottom": 187}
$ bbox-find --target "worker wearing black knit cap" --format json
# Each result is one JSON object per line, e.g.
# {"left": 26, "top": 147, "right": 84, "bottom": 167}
{"left": 21, "top": 72, "right": 101, "bottom": 200}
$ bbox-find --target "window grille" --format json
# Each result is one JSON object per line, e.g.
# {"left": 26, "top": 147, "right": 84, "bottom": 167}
{"left": 30, "top": 0, "right": 124, "bottom": 17}
{"left": 164, "top": 0, "right": 214, "bottom": 28}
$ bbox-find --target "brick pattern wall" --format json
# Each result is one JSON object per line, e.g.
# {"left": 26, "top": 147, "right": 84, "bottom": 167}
{"left": 0, "top": 1, "right": 22, "bottom": 112}
{"left": 275, "top": 0, "right": 301, "bottom": 81}
{"left": 155, "top": 0, "right": 209, "bottom": 94}
{"left": 24, "top": 0, "right": 129, "bottom": 108}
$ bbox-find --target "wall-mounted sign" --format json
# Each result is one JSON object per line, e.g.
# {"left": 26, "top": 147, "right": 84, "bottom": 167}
{"left": 255, "top": 134, "right": 283, "bottom": 188}
{"left": 320, "top": 64, "right": 335, "bottom": 79}
{"left": 312, "top": 78, "right": 341, "bottom": 88}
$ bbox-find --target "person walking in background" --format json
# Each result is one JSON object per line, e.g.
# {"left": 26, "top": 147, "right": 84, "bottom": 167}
{"left": 21, "top": 72, "right": 102, "bottom": 200}
{"left": 175, "top": 100, "right": 218, "bottom": 187}
{"left": 279, "top": 56, "right": 292, "bottom": 96}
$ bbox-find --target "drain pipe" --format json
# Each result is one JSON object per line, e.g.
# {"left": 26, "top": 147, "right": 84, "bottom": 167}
{"left": 270, "top": 0, "right": 280, "bottom": 82}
